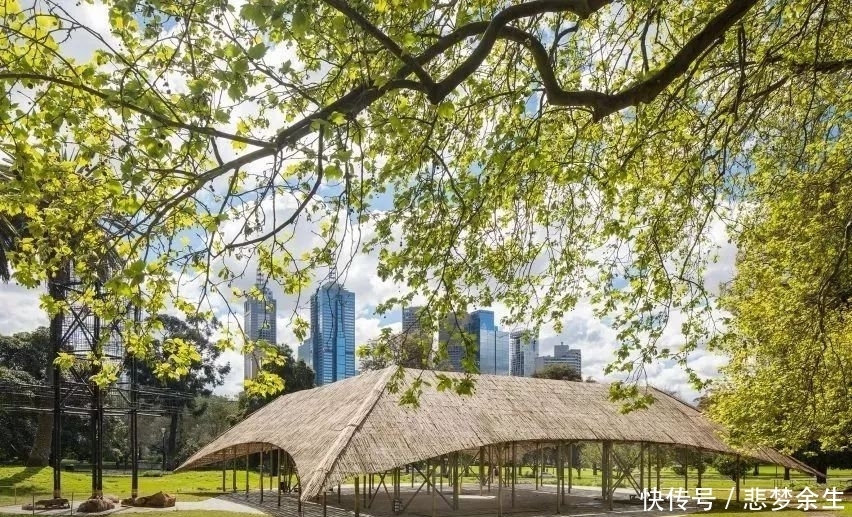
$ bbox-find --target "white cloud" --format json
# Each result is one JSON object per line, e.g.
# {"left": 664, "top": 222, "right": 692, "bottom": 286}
{"left": 0, "top": 283, "right": 47, "bottom": 333}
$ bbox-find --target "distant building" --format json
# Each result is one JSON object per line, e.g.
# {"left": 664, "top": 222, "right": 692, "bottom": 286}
{"left": 402, "top": 305, "right": 425, "bottom": 334}
{"left": 439, "top": 309, "right": 511, "bottom": 375}
{"left": 535, "top": 343, "right": 582, "bottom": 376}
{"left": 310, "top": 279, "right": 356, "bottom": 386}
{"left": 243, "top": 270, "right": 278, "bottom": 381}
{"left": 298, "top": 338, "right": 313, "bottom": 369}
{"left": 510, "top": 330, "right": 539, "bottom": 377}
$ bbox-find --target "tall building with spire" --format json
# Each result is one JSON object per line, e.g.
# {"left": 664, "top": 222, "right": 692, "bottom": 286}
{"left": 310, "top": 270, "right": 356, "bottom": 385}
{"left": 243, "top": 270, "right": 278, "bottom": 381}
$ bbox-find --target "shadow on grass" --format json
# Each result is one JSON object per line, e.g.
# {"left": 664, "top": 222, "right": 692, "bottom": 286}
{"left": 0, "top": 467, "right": 45, "bottom": 489}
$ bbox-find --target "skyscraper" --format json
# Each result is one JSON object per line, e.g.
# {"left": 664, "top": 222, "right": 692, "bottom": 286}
{"left": 402, "top": 305, "right": 425, "bottom": 334}
{"left": 243, "top": 270, "right": 277, "bottom": 381}
{"left": 510, "top": 330, "right": 539, "bottom": 377}
{"left": 297, "top": 338, "right": 313, "bottom": 369}
{"left": 310, "top": 280, "right": 356, "bottom": 386}
{"left": 439, "top": 309, "right": 512, "bottom": 375}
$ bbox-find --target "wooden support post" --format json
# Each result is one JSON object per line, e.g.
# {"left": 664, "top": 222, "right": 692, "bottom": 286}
{"left": 683, "top": 448, "right": 688, "bottom": 491}
{"left": 479, "top": 446, "right": 485, "bottom": 496}
{"left": 655, "top": 445, "right": 661, "bottom": 490}
{"left": 647, "top": 446, "right": 652, "bottom": 489}
{"left": 535, "top": 443, "right": 540, "bottom": 490}
{"left": 232, "top": 446, "right": 237, "bottom": 492}
{"left": 431, "top": 467, "right": 437, "bottom": 517}
{"left": 511, "top": 443, "right": 516, "bottom": 508}
{"left": 363, "top": 475, "right": 368, "bottom": 507}
{"left": 260, "top": 448, "right": 264, "bottom": 503}
{"left": 245, "top": 453, "right": 249, "bottom": 499}
{"left": 497, "top": 444, "right": 503, "bottom": 517}
{"left": 560, "top": 443, "right": 565, "bottom": 504}
{"left": 323, "top": 491, "right": 327, "bottom": 517}
{"left": 697, "top": 451, "right": 703, "bottom": 488}
{"left": 556, "top": 443, "right": 562, "bottom": 514}
{"left": 222, "top": 460, "right": 226, "bottom": 492}
{"left": 355, "top": 476, "right": 360, "bottom": 517}
{"left": 601, "top": 444, "right": 606, "bottom": 499}
{"left": 338, "top": 484, "right": 341, "bottom": 504}
{"left": 539, "top": 445, "right": 544, "bottom": 489}
{"left": 426, "top": 459, "right": 431, "bottom": 494}
{"left": 603, "top": 441, "right": 613, "bottom": 510}
{"left": 453, "top": 452, "right": 460, "bottom": 510}
{"left": 277, "top": 450, "right": 282, "bottom": 508}
{"left": 639, "top": 443, "right": 644, "bottom": 495}
{"left": 297, "top": 474, "right": 302, "bottom": 513}
{"left": 567, "top": 442, "right": 573, "bottom": 493}
{"left": 487, "top": 448, "right": 492, "bottom": 493}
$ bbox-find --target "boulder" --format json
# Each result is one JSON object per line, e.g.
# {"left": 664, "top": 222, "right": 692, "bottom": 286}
{"left": 122, "top": 491, "right": 176, "bottom": 508}
{"left": 77, "top": 497, "right": 116, "bottom": 513}
{"left": 21, "top": 498, "right": 69, "bottom": 510}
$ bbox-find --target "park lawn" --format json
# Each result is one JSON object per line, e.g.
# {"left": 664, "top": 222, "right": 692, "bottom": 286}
{"left": 0, "top": 466, "right": 262, "bottom": 506}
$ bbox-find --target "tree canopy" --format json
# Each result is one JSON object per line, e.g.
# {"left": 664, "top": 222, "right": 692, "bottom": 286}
{"left": 531, "top": 363, "right": 581, "bottom": 381}
{"left": 235, "top": 345, "right": 314, "bottom": 420}
{"left": 2, "top": 0, "right": 852, "bottom": 447}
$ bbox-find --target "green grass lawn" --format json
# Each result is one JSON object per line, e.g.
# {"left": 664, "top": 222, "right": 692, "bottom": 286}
{"left": 0, "top": 466, "right": 265, "bottom": 506}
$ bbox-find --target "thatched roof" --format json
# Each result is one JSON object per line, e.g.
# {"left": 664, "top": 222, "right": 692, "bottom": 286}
{"left": 178, "top": 368, "right": 820, "bottom": 500}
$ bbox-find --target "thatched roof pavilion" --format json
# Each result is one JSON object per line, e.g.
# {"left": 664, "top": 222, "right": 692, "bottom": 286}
{"left": 178, "top": 367, "right": 819, "bottom": 503}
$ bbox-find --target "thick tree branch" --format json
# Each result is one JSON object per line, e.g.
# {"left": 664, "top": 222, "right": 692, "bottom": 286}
{"left": 0, "top": 72, "right": 273, "bottom": 148}
{"left": 501, "top": 0, "right": 760, "bottom": 120}
{"left": 323, "top": 0, "right": 436, "bottom": 89}
{"left": 429, "top": 0, "right": 613, "bottom": 102}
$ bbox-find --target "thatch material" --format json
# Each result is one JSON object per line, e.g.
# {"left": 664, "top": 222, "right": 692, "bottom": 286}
{"left": 177, "top": 368, "right": 819, "bottom": 500}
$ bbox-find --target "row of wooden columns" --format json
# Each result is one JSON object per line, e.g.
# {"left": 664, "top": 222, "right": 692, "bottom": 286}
{"left": 216, "top": 442, "right": 742, "bottom": 517}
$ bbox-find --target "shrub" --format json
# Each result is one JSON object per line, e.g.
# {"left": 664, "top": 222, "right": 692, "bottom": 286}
{"left": 141, "top": 470, "right": 164, "bottom": 477}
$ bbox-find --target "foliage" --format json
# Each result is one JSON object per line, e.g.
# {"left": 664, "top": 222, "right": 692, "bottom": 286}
{"left": 1, "top": 0, "right": 852, "bottom": 423}
{"left": 0, "top": 328, "right": 90, "bottom": 463}
{"left": 712, "top": 455, "right": 752, "bottom": 481}
{"left": 357, "top": 328, "right": 431, "bottom": 371}
{"left": 531, "top": 363, "right": 582, "bottom": 381}
{"left": 235, "top": 345, "right": 314, "bottom": 420}
{"left": 670, "top": 450, "right": 708, "bottom": 476}
{"left": 130, "top": 314, "right": 230, "bottom": 468}
{"left": 176, "top": 395, "right": 239, "bottom": 463}
{"left": 710, "top": 127, "right": 852, "bottom": 450}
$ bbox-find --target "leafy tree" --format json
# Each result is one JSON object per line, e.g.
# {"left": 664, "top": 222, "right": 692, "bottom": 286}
{"left": 710, "top": 145, "right": 852, "bottom": 452}
{"left": 177, "top": 395, "right": 239, "bottom": 464}
{"left": 235, "top": 345, "right": 315, "bottom": 421}
{"left": 712, "top": 455, "right": 752, "bottom": 482}
{"left": 532, "top": 364, "right": 581, "bottom": 381}
{"left": 0, "top": 328, "right": 91, "bottom": 465}
{"left": 134, "top": 314, "right": 230, "bottom": 469}
{"left": 357, "top": 328, "right": 431, "bottom": 371}
{"left": 3, "top": 0, "right": 852, "bottom": 416}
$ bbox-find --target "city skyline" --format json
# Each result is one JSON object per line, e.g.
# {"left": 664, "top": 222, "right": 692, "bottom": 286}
{"left": 242, "top": 270, "right": 278, "bottom": 381}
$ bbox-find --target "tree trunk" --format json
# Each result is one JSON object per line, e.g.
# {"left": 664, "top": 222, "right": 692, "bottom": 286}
{"left": 783, "top": 467, "right": 790, "bottom": 480}
{"left": 166, "top": 412, "right": 179, "bottom": 470}
{"left": 28, "top": 348, "right": 55, "bottom": 467}
{"left": 28, "top": 413, "right": 53, "bottom": 466}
